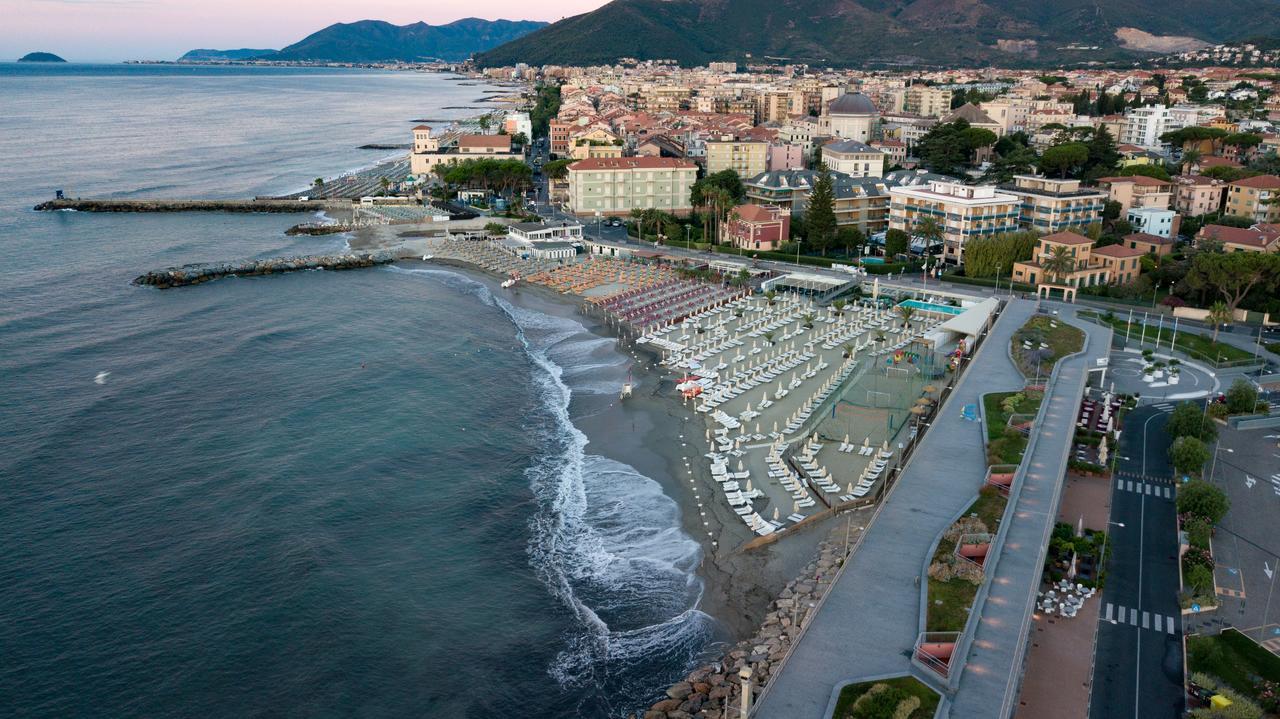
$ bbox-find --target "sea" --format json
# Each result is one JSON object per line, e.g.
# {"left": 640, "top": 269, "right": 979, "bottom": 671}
{"left": 0, "top": 64, "right": 716, "bottom": 717}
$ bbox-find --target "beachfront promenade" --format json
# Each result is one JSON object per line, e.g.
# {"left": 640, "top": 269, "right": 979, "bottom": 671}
{"left": 948, "top": 309, "right": 1110, "bottom": 718}
{"left": 753, "top": 300, "right": 1037, "bottom": 718}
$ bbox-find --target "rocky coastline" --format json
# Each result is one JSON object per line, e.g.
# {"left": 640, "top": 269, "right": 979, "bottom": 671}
{"left": 133, "top": 252, "right": 395, "bottom": 289}
{"left": 638, "top": 526, "right": 861, "bottom": 719}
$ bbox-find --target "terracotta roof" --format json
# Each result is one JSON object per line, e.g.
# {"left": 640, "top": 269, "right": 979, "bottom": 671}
{"left": 412, "top": 124, "right": 432, "bottom": 131}
{"left": 1124, "top": 232, "right": 1174, "bottom": 246}
{"left": 1231, "top": 174, "right": 1280, "bottom": 189}
{"left": 568, "top": 157, "right": 697, "bottom": 171}
{"left": 943, "top": 103, "right": 998, "bottom": 126}
{"left": 732, "top": 204, "right": 784, "bottom": 223}
{"left": 1092, "top": 244, "right": 1146, "bottom": 258}
{"left": 1097, "top": 175, "right": 1171, "bottom": 187}
{"left": 1040, "top": 231, "right": 1093, "bottom": 245}
{"left": 458, "top": 134, "right": 512, "bottom": 149}
{"left": 1198, "top": 224, "right": 1280, "bottom": 249}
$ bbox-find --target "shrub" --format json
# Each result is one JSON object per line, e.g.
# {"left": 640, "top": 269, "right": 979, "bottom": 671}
{"left": 1178, "top": 480, "right": 1231, "bottom": 523}
{"left": 1184, "top": 546, "right": 1216, "bottom": 573}
{"left": 1185, "top": 517, "right": 1213, "bottom": 549}
{"left": 1186, "top": 564, "right": 1215, "bottom": 593}
{"left": 1167, "top": 402, "right": 1217, "bottom": 442}
{"left": 1170, "top": 436, "right": 1211, "bottom": 476}
{"left": 1208, "top": 403, "right": 1231, "bottom": 420}
{"left": 1225, "top": 378, "right": 1259, "bottom": 415}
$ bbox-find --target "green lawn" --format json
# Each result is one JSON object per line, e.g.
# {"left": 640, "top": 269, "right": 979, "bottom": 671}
{"left": 1080, "top": 311, "right": 1257, "bottom": 364}
{"left": 927, "top": 487, "right": 1007, "bottom": 632}
{"left": 1266, "top": 341, "right": 1280, "bottom": 355}
{"left": 983, "top": 390, "right": 1044, "bottom": 465}
{"left": 832, "top": 675, "right": 941, "bottom": 719}
{"left": 1010, "top": 314, "right": 1085, "bottom": 378}
{"left": 1187, "top": 629, "right": 1280, "bottom": 698}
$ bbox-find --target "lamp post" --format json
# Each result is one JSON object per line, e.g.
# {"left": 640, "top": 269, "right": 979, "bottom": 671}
{"left": 1101, "top": 520, "right": 1125, "bottom": 596}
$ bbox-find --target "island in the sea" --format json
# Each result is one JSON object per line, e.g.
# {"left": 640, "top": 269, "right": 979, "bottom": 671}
{"left": 19, "top": 52, "right": 67, "bottom": 62}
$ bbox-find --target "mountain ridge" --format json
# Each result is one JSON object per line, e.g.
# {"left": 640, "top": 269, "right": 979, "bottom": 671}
{"left": 259, "top": 17, "right": 548, "bottom": 63}
{"left": 475, "top": 0, "right": 1280, "bottom": 67}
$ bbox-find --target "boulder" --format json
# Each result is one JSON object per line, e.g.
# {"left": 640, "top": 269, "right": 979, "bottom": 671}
{"left": 651, "top": 699, "right": 682, "bottom": 712}
{"left": 667, "top": 682, "right": 693, "bottom": 700}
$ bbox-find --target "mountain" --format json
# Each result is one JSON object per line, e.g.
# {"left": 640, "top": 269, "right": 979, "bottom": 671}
{"left": 475, "top": 0, "right": 1280, "bottom": 68}
{"left": 18, "top": 52, "right": 66, "bottom": 63}
{"left": 177, "top": 48, "right": 276, "bottom": 62}
{"left": 262, "top": 18, "right": 548, "bottom": 63}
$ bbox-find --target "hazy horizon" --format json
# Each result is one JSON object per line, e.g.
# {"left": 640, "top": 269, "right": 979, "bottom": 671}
{"left": 4, "top": 0, "right": 609, "bottom": 63}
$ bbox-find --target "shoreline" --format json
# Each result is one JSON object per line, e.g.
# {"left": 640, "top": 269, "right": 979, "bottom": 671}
{"left": 383, "top": 236, "right": 844, "bottom": 644}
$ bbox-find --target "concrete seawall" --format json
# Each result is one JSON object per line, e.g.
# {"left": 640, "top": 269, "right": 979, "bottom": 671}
{"left": 133, "top": 251, "right": 395, "bottom": 289}
{"left": 35, "top": 198, "right": 344, "bottom": 213}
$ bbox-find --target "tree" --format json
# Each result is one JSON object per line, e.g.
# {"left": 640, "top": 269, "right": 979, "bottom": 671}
{"left": 914, "top": 216, "right": 944, "bottom": 256}
{"left": 1224, "top": 378, "right": 1259, "bottom": 415}
{"left": 1176, "top": 479, "right": 1230, "bottom": 523}
{"left": 1166, "top": 401, "right": 1216, "bottom": 442}
{"left": 1207, "top": 301, "right": 1232, "bottom": 342}
{"left": 1118, "top": 164, "right": 1172, "bottom": 181}
{"left": 510, "top": 131, "right": 529, "bottom": 149}
{"left": 1180, "top": 147, "right": 1203, "bottom": 173}
{"left": 1184, "top": 252, "right": 1280, "bottom": 315}
{"left": 961, "top": 231, "right": 1039, "bottom": 279}
{"left": 542, "top": 159, "right": 572, "bottom": 180}
{"left": 1041, "top": 245, "right": 1078, "bottom": 283}
{"left": 1040, "top": 143, "right": 1090, "bottom": 178}
{"left": 982, "top": 142, "right": 1040, "bottom": 183}
{"left": 884, "top": 228, "right": 910, "bottom": 259}
{"left": 806, "top": 165, "right": 837, "bottom": 255}
{"left": 1170, "top": 435, "right": 1211, "bottom": 476}
{"left": 896, "top": 304, "right": 916, "bottom": 329}
{"left": 837, "top": 226, "right": 866, "bottom": 257}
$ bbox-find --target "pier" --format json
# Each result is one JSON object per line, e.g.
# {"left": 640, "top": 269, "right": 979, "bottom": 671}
{"left": 133, "top": 251, "right": 395, "bottom": 289}
{"left": 34, "top": 198, "right": 344, "bottom": 213}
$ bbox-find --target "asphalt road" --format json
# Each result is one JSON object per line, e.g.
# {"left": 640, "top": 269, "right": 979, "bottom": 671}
{"left": 1188, "top": 426, "right": 1280, "bottom": 653}
{"left": 1089, "top": 404, "right": 1185, "bottom": 719}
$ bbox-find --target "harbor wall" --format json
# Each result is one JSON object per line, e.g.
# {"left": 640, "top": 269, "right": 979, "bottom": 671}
{"left": 133, "top": 252, "right": 395, "bottom": 289}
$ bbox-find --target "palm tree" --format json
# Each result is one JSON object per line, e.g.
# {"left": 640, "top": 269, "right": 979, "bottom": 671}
{"left": 1040, "top": 245, "right": 1077, "bottom": 285}
{"left": 1180, "top": 147, "right": 1202, "bottom": 173}
{"left": 914, "top": 216, "right": 944, "bottom": 257}
{"left": 763, "top": 330, "right": 776, "bottom": 345}
{"left": 764, "top": 289, "right": 777, "bottom": 306}
{"left": 841, "top": 342, "right": 854, "bottom": 358}
{"left": 802, "top": 312, "right": 816, "bottom": 329}
{"left": 833, "top": 298, "right": 847, "bottom": 315}
{"left": 1207, "top": 301, "right": 1231, "bottom": 342}
{"left": 875, "top": 329, "right": 887, "bottom": 349}
{"left": 896, "top": 304, "right": 916, "bottom": 329}
{"left": 628, "top": 208, "right": 643, "bottom": 238}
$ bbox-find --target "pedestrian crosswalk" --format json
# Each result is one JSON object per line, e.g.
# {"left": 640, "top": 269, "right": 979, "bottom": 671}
{"left": 1153, "top": 403, "right": 1175, "bottom": 413}
{"left": 1114, "top": 478, "right": 1174, "bottom": 499}
{"left": 1103, "top": 603, "right": 1180, "bottom": 634}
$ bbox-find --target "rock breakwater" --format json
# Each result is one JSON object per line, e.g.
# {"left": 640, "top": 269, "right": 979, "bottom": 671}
{"left": 133, "top": 252, "right": 394, "bottom": 288}
{"left": 35, "top": 198, "right": 335, "bottom": 213}
{"left": 639, "top": 530, "right": 859, "bottom": 719}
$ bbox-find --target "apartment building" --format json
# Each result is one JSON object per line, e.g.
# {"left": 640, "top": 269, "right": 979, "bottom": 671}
{"left": 1002, "top": 175, "right": 1106, "bottom": 233}
{"left": 767, "top": 143, "right": 805, "bottom": 172}
{"left": 1012, "top": 231, "right": 1144, "bottom": 301}
{"left": 1172, "top": 174, "right": 1227, "bottom": 217}
{"left": 1196, "top": 223, "right": 1280, "bottom": 253}
{"left": 705, "top": 139, "right": 769, "bottom": 178}
{"left": 888, "top": 180, "right": 1020, "bottom": 264}
{"left": 820, "top": 140, "right": 886, "bottom": 178}
{"left": 1097, "top": 175, "right": 1174, "bottom": 214}
{"left": 1127, "top": 207, "right": 1179, "bottom": 238}
{"left": 745, "top": 169, "right": 892, "bottom": 235}
{"left": 1225, "top": 175, "right": 1280, "bottom": 223}
{"left": 903, "top": 85, "right": 952, "bottom": 119}
{"left": 566, "top": 157, "right": 698, "bottom": 217}
{"left": 871, "top": 139, "right": 907, "bottom": 167}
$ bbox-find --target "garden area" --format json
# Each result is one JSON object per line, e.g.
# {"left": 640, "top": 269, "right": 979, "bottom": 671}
{"left": 1187, "top": 629, "right": 1280, "bottom": 718}
{"left": 833, "top": 676, "right": 940, "bottom": 719}
{"left": 1011, "top": 313, "right": 1085, "bottom": 379}
{"left": 983, "top": 389, "right": 1044, "bottom": 466}
{"left": 1079, "top": 311, "right": 1258, "bottom": 366}
{"left": 1177, "top": 479, "right": 1231, "bottom": 611}
{"left": 1044, "top": 521, "right": 1109, "bottom": 588}
{"left": 926, "top": 486, "right": 1007, "bottom": 632}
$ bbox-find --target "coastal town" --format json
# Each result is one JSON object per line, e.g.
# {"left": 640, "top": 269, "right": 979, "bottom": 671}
{"left": 17, "top": 15, "right": 1280, "bottom": 719}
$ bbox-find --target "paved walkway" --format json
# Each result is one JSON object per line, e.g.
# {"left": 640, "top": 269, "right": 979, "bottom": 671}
{"left": 948, "top": 309, "right": 1110, "bottom": 718}
{"left": 753, "top": 300, "right": 1035, "bottom": 718}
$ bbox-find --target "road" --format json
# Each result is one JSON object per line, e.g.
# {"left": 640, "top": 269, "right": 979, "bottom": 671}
{"left": 1088, "top": 404, "right": 1184, "bottom": 719}
{"left": 1188, "top": 425, "right": 1280, "bottom": 653}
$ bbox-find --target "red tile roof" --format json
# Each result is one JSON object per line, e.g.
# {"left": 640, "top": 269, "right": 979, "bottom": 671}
{"left": 1124, "top": 232, "right": 1174, "bottom": 246}
{"left": 1198, "top": 224, "right": 1280, "bottom": 249}
{"left": 732, "top": 204, "right": 784, "bottom": 223}
{"left": 1093, "top": 244, "right": 1146, "bottom": 258}
{"left": 458, "top": 134, "right": 512, "bottom": 149}
{"left": 1097, "top": 175, "right": 1171, "bottom": 187}
{"left": 1231, "top": 174, "right": 1280, "bottom": 189}
{"left": 568, "top": 157, "right": 697, "bottom": 171}
{"left": 1040, "top": 231, "right": 1093, "bottom": 245}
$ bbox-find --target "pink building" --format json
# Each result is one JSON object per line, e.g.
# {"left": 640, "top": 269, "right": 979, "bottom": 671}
{"left": 723, "top": 204, "right": 791, "bottom": 252}
{"left": 1173, "top": 174, "right": 1226, "bottom": 218}
{"left": 767, "top": 143, "right": 806, "bottom": 172}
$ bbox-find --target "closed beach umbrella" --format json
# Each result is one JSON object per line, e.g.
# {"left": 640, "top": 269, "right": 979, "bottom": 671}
{"left": 747, "top": 479, "right": 753, "bottom": 492}
{"left": 847, "top": 483, "right": 853, "bottom": 493}
{"left": 773, "top": 507, "right": 779, "bottom": 521}
{"left": 792, "top": 500, "right": 800, "bottom": 513}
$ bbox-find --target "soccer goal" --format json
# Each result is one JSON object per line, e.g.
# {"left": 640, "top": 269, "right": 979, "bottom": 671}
{"left": 865, "top": 390, "right": 893, "bottom": 407}
{"left": 884, "top": 365, "right": 911, "bottom": 381}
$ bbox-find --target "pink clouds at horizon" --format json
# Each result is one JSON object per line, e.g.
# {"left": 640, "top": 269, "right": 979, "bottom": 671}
{"left": 3, "top": 0, "right": 608, "bottom": 62}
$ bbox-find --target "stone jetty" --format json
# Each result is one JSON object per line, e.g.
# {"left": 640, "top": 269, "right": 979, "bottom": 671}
{"left": 35, "top": 198, "right": 338, "bottom": 213}
{"left": 133, "top": 251, "right": 395, "bottom": 289}
{"left": 638, "top": 531, "right": 859, "bottom": 719}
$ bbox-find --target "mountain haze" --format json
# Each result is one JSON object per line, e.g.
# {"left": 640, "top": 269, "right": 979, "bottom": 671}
{"left": 177, "top": 48, "right": 276, "bottom": 62}
{"left": 476, "top": 0, "right": 1280, "bottom": 67}
{"left": 263, "top": 18, "right": 547, "bottom": 63}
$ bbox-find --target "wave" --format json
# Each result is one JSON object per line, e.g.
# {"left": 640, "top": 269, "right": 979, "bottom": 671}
{"left": 389, "top": 266, "right": 714, "bottom": 712}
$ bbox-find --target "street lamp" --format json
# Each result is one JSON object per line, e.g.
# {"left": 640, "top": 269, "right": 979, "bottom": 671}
{"left": 1101, "top": 520, "right": 1125, "bottom": 601}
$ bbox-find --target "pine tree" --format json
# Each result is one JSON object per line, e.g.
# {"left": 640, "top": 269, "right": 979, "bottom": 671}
{"left": 806, "top": 164, "right": 837, "bottom": 255}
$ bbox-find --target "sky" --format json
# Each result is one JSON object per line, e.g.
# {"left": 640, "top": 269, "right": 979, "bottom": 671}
{"left": 4, "top": 0, "right": 609, "bottom": 62}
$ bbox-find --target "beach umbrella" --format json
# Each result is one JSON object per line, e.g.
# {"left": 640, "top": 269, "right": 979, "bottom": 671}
{"left": 863, "top": 436, "right": 870, "bottom": 448}
{"left": 793, "top": 500, "right": 800, "bottom": 513}
{"left": 847, "top": 483, "right": 853, "bottom": 493}
{"left": 747, "top": 479, "right": 753, "bottom": 492}
{"left": 773, "top": 421, "right": 779, "bottom": 433}
{"left": 737, "top": 459, "right": 745, "bottom": 472}
{"left": 916, "top": 397, "right": 932, "bottom": 406}
{"left": 844, "top": 434, "right": 850, "bottom": 445}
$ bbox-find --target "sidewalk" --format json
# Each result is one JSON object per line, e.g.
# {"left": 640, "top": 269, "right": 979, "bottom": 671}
{"left": 753, "top": 300, "right": 1035, "bottom": 719}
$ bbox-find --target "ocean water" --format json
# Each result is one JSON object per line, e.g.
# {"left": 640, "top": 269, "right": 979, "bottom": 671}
{"left": 0, "top": 64, "right": 713, "bottom": 717}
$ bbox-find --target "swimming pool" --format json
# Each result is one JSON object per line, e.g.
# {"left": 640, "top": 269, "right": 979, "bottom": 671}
{"left": 898, "top": 299, "right": 964, "bottom": 316}
{"left": 858, "top": 257, "right": 885, "bottom": 265}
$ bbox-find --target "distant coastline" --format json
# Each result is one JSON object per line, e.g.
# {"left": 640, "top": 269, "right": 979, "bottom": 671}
{"left": 19, "top": 52, "right": 66, "bottom": 63}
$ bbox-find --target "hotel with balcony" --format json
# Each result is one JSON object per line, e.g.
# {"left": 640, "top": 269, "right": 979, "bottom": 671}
{"left": 745, "top": 169, "right": 892, "bottom": 236}
{"left": 1001, "top": 175, "right": 1106, "bottom": 233}
{"left": 1012, "top": 231, "right": 1145, "bottom": 302}
{"left": 565, "top": 157, "right": 698, "bottom": 217}
{"left": 888, "top": 180, "right": 1020, "bottom": 264}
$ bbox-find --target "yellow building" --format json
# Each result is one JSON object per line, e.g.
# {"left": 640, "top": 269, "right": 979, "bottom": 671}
{"left": 1012, "top": 232, "right": 1145, "bottom": 301}
{"left": 1003, "top": 175, "right": 1106, "bottom": 233}
{"left": 903, "top": 85, "right": 952, "bottom": 119}
{"left": 888, "top": 180, "right": 1020, "bottom": 264}
{"left": 1225, "top": 175, "right": 1280, "bottom": 223}
{"left": 705, "top": 139, "right": 768, "bottom": 178}
{"left": 566, "top": 157, "right": 698, "bottom": 218}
